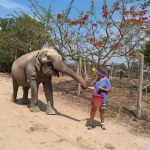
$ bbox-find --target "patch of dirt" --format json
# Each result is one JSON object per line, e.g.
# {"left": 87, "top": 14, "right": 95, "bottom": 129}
{"left": 54, "top": 77, "right": 150, "bottom": 135}
{"left": 0, "top": 73, "right": 150, "bottom": 150}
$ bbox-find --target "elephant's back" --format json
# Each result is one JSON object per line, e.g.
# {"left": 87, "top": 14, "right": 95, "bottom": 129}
{"left": 11, "top": 50, "right": 40, "bottom": 86}
{"left": 11, "top": 51, "right": 37, "bottom": 73}
{"left": 13, "top": 50, "right": 39, "bottom": 66}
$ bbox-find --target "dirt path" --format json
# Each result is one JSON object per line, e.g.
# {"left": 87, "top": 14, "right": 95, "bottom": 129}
{"left": 0, "top": 73, "right": 150, "bottom": 150}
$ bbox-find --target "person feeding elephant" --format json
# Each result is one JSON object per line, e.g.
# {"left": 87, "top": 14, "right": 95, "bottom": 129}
{"left": 87, "top": 68, "right": 111, "bottom": 130}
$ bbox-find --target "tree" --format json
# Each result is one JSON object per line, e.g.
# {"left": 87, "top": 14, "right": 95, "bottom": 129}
{"left": 0, "top": 13, "right": 51, "bottom": 72}
{"left": 119, "top": 63, "right": 127, "bottom": 71}
{"left": 0, "top": 18, "right": 16, "bottom": 72}
{"left": 141, "top": 41, "right": 150, "bottom": 67}
{"left": 130, "top": 61, "right": 139, "bottom": 78}
{"left": 29, "top": 0, "right": 150, "bottom": 70}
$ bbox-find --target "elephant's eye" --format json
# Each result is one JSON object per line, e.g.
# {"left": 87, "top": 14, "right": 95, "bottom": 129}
{"left": 47, "top": 62, "right": 52, "bottom": 67}
{"left": 46, "top": 54, "right": 51, "bottom": 60}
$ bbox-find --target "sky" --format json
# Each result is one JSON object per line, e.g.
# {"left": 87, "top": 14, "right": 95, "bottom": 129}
{"left": 0, "top": 0, "right": 30, "bottom": 17}
{"left": 0, "top": 0, "right": 144, "bottom": 65}
{"left": 0, "top": 0, "right": 110, "bottom": 18}
{"left": 0, "top": 0, "right": 128, "bottom": 64}
{"left": 0, "top": 0, "right": 143, "bottom": 18}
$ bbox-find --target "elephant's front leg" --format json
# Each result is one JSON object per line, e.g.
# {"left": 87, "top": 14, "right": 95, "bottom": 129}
{"left": 30, "top": 80, "right": 40, "bottom": 112}
{"left": 43, "top": 81, "right": 56, "bottom": 115}
{"left": 10, "top": 78, "right": 18, "bottom": 103}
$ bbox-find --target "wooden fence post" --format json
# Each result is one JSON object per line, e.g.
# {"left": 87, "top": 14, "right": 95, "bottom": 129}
{"left": 83, "top": 59, "right": 88, "bottom": 81}
{"left": 77, "top": 58, "right": 82, "bottom": 97}
{"left": 137, "top": 54, "right": 144, "bottom": 118}
{"left": 110, "top": 65, "right": 113, "bottom": 80}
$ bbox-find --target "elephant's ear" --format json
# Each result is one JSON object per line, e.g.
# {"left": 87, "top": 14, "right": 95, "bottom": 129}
{"left": 35, "top": 52, "right": 41, "bottom": 71}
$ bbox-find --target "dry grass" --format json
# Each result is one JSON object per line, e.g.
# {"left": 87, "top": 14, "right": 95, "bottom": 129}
{"left": 53, "top": 77, "right": 150, "bottom": 136}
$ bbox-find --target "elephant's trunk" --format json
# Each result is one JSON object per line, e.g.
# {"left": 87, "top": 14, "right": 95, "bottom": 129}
{"left": 53, "top": 60, "right": 87, "bottom": 89}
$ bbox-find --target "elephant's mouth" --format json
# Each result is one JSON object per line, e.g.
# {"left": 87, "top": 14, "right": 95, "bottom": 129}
{"left": 41, "top": 62, "right": 57, "bottom": 76}
{"left": 47, "top": 62, "right": 52, "bottom": 67}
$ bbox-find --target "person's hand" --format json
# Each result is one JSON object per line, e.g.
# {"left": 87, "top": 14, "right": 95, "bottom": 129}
{"left": 81, "top": 85, "right": 88, "bottom": 90}
{"left": 98, "top": 86, "right": 103, "bottom": 90}
{"left": 88, "top": 86, "right": 94, "bottom": 90}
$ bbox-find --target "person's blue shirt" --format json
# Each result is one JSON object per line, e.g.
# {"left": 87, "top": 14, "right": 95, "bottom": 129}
{"left": 94, "top": 78, "right": 111, "bottom": 103}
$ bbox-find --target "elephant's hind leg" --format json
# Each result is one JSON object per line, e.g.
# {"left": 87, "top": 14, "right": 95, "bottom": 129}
{"left": 10, "top": 78, "right": 19, "bottom": 103}
{"left": 22, "top": 87, "right": 30, "bottom": 104}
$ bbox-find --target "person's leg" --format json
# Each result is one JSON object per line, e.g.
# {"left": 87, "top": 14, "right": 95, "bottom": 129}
{"left": 89, "top": 105, "right": 97, "bottom": 123}
{"left": 99, "top": 108, "right": 106, "bottom": 130}
{"left": 88, "top": 105, "right": 97, "bottom": 129}
{"left": 99, "top": 108, "right": 105, "bottom": 123}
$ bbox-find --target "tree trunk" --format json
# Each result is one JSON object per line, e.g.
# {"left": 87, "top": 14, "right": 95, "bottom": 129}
{"left": 137, "top": 54, "right": 144, "bottom": 118}
{"left": 83, "top": 60, "right": 88, "bottom": 81}
{"left": 77, "top": 58, "right": 82, "bottom": 97}
{"left": 127, "top": 59, "right": 131, "bottom": 82}
{"left": 110, "top": 66, "right": 113, "bottom": 80}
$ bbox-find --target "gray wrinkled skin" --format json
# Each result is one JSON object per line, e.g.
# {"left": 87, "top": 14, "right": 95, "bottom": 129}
{"left": 10, "top": 47, "right": 87, "bottom": 115}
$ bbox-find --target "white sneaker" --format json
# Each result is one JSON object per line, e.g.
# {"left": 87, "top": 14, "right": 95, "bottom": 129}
{"left": 87, "top": 123, "right": 93, "bottom": 130}
{"left": 101, "top": 123, "right": 106, "bottom": 130}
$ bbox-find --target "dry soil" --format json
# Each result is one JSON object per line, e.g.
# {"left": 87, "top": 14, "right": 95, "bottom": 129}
{"left": 0, "top": 73, "right": 150, "bottom": 150}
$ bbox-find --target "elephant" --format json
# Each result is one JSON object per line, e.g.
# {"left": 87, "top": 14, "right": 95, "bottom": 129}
{"left": 10, "top": 47, "right": 87, "bottom": 115}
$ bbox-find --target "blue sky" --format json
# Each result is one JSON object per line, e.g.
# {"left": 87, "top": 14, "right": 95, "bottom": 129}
{"left": 0, "top": 0, "right": 146, "bottom": 64}
{"left": 0, "top": 0, "right": 30, "bottom": 17}
{"left": 0, "top": 0, "right": 141, "bottom": 19}
{"left": 0, "top": 0, "right": 108, "bottom": 18}
{"left": 0, "top": 0, "right": 128, "bottom": 64}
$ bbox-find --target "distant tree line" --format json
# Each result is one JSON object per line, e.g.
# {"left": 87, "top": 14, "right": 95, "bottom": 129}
{"left": 141, "top": 41, "right": 150, "bottom": 68}
{"left": 0, "top": 13, "right": 52, "bottom": 73}
{"left": 0, "top": 0, "right": 150, "bottom": 74}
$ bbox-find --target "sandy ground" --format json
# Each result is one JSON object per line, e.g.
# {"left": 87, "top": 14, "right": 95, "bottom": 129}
{"left": 0, "top": 73, "right": 150, "bottom": 150}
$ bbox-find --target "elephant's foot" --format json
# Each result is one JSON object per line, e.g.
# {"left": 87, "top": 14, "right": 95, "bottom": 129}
{"left": 30, "top": 106, "right": 40, "bottom": 112}
{"left": 10, "top": 97, "right": 17, "bottom": 103}
{"left": 22, "top": 98, "right": 30, "bottom": 104}
{"left": 46, "top": 107, "right": 56, "bottom": 115}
